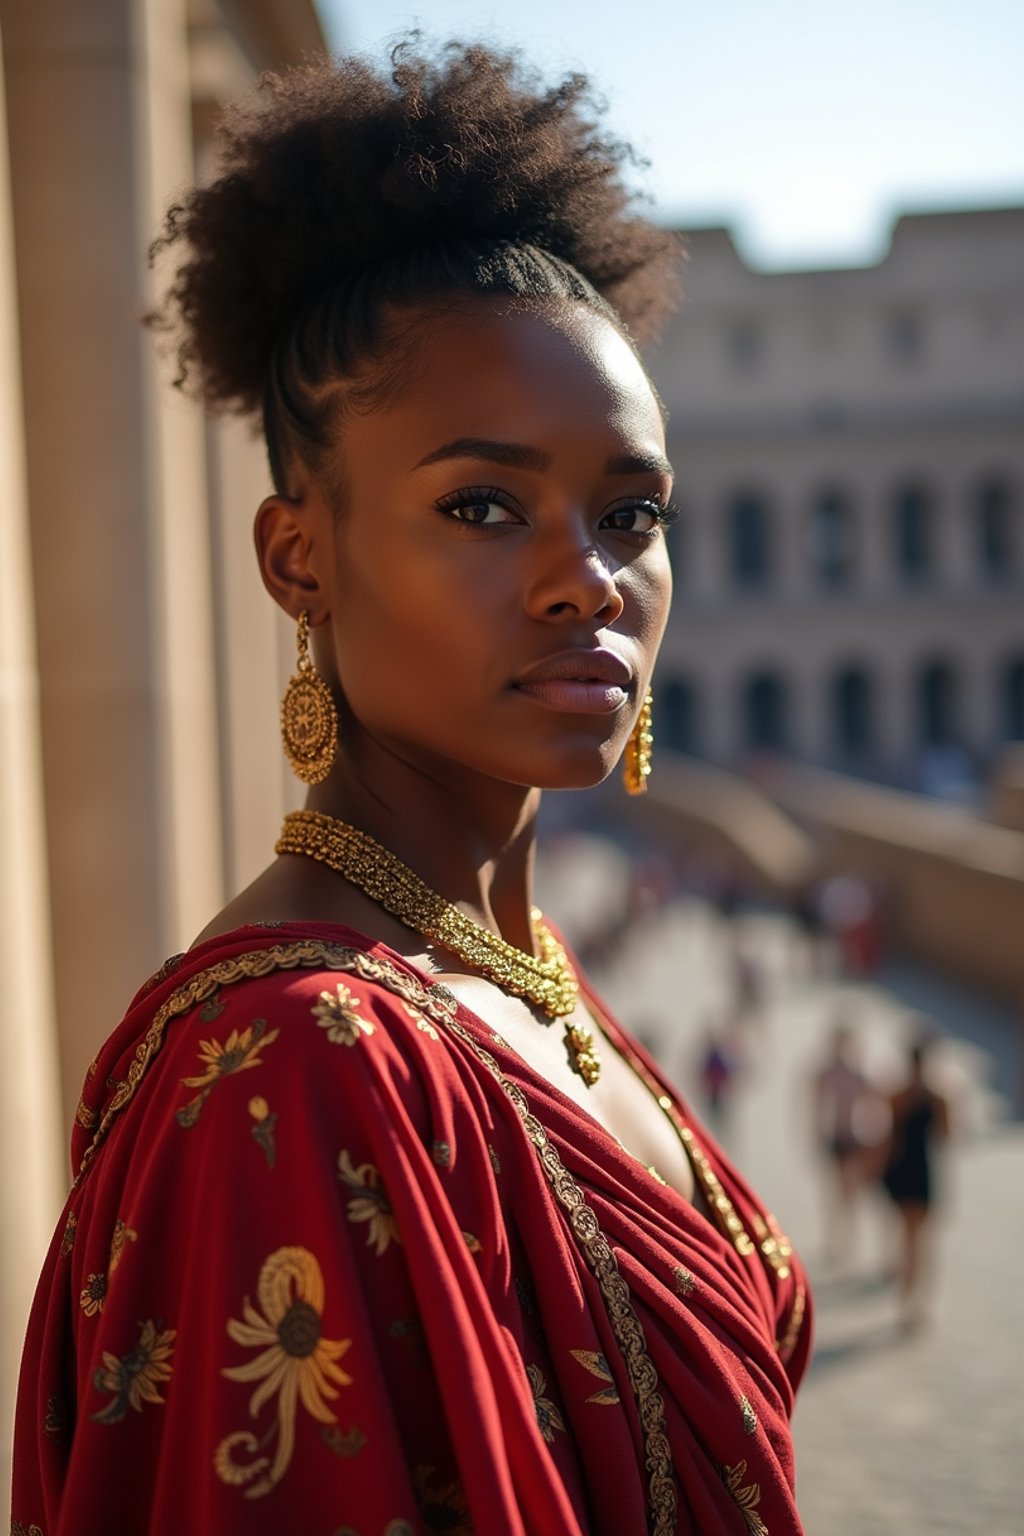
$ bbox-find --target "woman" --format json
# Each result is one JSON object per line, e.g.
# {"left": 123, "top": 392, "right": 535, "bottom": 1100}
{"left": 881, "top": 1036, "right": 950, "bottom": 1329}
{"left": 12, "top": 43, "right": 810, "bottom": 1535}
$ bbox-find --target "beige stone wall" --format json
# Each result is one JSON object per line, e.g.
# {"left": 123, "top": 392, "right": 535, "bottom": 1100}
{"left": 772, "top": 765, "right": 1024, "bottom": 1001}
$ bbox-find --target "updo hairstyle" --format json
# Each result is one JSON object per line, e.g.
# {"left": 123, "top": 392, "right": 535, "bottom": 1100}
{"left": 149, "top": 39, "right": 682, "bottom": 493}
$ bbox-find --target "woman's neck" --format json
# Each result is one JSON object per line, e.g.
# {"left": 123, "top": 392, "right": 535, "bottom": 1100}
{"left": 305, "top": 743, "right": 542, "bottom": 954}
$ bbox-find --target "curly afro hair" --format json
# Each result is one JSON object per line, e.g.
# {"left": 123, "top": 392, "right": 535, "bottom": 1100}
{"left": 150, "top": 39, "right": 682, "bottom": 489}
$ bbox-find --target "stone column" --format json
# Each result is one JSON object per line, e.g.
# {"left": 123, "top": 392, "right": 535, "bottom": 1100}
{"left": 0, "top": 21, "right": 65, "bottom": 1515}
{"left": 2, "top": 0, "right": 223, "bottom": 1130}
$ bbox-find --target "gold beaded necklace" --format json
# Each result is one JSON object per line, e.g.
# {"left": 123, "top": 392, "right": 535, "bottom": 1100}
{"left": 275, "top": 810, "right": 600, "bottom": 1084}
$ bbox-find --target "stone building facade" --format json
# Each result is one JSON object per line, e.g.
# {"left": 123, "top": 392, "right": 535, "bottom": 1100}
{"left": 647, "top": 209, "right": 1024, "bottom": 792}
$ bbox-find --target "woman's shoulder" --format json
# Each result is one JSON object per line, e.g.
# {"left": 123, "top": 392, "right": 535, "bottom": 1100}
{"left": 72, "top": 923, "right": 462, "bottom": 1184}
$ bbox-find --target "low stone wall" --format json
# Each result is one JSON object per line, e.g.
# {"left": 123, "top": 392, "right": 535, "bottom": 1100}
{"left": 772, "top": 766, "right": 1024, "bottom": 1002}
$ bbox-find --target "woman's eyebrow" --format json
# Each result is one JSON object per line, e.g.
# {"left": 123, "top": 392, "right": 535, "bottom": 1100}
{"left": 413, "top": 438, "right": 550, "bottom": 471}
{"left": 605, "top": 450, "right": 674, "bottom": 478}
{"left": 413, "top": 438, "right": 674, "bottom": 479}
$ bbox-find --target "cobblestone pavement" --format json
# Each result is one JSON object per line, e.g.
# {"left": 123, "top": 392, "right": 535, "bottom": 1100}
{"left": 544, "top": 844, "right": 1023, "bottom": 1536}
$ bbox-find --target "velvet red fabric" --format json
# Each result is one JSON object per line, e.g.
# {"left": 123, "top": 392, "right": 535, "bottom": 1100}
{"left": 12, "top": 924, "right": 810, "bottom": 1534}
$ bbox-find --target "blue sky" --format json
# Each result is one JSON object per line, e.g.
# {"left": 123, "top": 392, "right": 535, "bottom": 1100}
{"left": 316, "top": 0, "right": 1024, "bottom": 271}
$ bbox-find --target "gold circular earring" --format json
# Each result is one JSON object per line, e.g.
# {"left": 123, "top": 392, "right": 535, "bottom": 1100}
{"left": 623, "top": 689, "right": 654, "bottom": 795}
{"left": 280, "top": 611, "right": 339, "bottom": 785}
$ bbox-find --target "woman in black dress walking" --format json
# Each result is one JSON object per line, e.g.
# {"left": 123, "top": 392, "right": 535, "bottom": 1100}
{"left": 882, "top": 1036, "right": 950, "bottom": 1327}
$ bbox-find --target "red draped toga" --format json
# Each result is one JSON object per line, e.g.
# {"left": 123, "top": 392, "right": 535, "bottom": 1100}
{"left": 12, "top": 923, "right": 811, "bottom": 1534}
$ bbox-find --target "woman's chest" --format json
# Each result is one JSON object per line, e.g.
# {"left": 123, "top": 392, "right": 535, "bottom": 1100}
{"left": 432, "top": 974, "right": 699, "bottom": 1207}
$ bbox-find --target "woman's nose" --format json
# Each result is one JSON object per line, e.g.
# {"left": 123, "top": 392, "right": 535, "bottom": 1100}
{"left": 524, "top": 530, "right": 625, "bottom": 625}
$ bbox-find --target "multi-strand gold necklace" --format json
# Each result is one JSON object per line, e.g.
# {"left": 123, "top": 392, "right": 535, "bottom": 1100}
{"left": 275, "top": 809, "right": 600, "bottom": 1084}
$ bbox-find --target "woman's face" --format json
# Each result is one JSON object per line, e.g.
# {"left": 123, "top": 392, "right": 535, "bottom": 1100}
{"left": 318, "top": 299, "right": 674, "bottom": 793}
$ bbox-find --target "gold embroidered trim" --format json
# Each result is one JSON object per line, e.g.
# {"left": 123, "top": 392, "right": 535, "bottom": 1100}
{"left": 597, "top": 1018, "right": 758, "bottom": 1262}
{"left": 434, "top": 990, "right": 677, "bottom": 1536}
{"left": 75, "top": 941, "right": 424, "bottom": 1183}
{"left": 73, "top": 940, "right": 676, "bottom": 1532}
{"left": 750, "top": 1211, "right": 794, "bottom": 1281}
{"left": 776, "top": 1284, "right": 806, "bottom": 1359}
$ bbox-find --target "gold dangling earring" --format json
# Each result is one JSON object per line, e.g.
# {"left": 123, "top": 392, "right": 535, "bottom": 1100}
{"left": 280, "top": 611, "right": 339, "bottom": 785}
{"left": 623, "top": 689, "right": 654, "bottom": 795}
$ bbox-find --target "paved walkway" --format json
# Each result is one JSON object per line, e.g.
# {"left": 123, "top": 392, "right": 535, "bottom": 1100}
{"left": 541, "top": 842, "right": 1023, "bottom": 1536}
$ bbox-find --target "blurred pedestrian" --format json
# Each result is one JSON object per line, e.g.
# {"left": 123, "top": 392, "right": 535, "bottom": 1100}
{"left": 698, "top": 1023, "right": 741, "bottom": 1135}
{"left": 812, "top": 1022, "right": 881, "bottom": 1266}
{"left": 880, "top": 1034, "right": 951, "bottom": 1329}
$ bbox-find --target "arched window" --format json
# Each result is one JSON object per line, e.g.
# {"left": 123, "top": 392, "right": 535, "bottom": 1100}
{"left": 976, "top": 478, "right": 1015, "bottom": 580}
{"left": 917, "top": 660, "right": 958, "bottom": 747}
{"left": 893, "top": 483, "right": 931, "bottom": 583}
{"left": 659, "top": 677, "right": 699, "bottom": 755}
{"left": 743, "top": 672, "right": 787, "bottom": 752}
{"left": 831, "top": 666, "right": 873, "bottom": 763}
{"left": 808, "top": 489, "right": 855, "bottom": 587}
{"left": 728, "top": 493, "right": 771, "bottom": 589}
{"left": 1003, "top": 657, "right": 1024, "bottom": 740}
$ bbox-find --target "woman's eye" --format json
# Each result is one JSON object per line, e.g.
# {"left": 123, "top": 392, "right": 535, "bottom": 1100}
{"left": 601, "top": 501, "right": 675, "bottom": 535}
{"left": 435, "top": 489, "right": 520, "bottom": 526}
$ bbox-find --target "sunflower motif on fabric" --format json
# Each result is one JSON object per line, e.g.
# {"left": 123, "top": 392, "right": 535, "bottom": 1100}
{"left": 338, "top": 1149, "right": 401, "bottom": 1256}
{"left": 311, "top": 984, "right": 375, "bottom": 1046}
{"left": 176, "top": 1017, "right": 279, "bottom": 1128}
{"left": 723, "top": 1460, "right": 769, "bottom": 1535}
{"left": 215, "top": 1246, "right": 353, "bottom": 1498}
{"left": 526, "top": 1363, "right": 566, "bottom": 1443}
{"left": 79, "top": 1272, "right": 108, "bottom": 1317}
{"left": 90, "top": 1319, "right": 176, "bottom": 1425}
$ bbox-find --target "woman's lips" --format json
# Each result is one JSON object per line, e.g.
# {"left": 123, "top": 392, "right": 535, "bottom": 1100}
{"left": 511, "top": 647, "right": 633, "bottom": 714}
{"left": 512, "top": 678, "right": 629, "bottom": 713}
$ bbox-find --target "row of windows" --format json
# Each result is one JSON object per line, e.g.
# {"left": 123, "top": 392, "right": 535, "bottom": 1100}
{"left": 667, "top": 476, "right": 1018, "bottom": 590}
{"left": 658, "top": 658, "right": 1024, "bottom": 761}
{"left": 724, "top": 306, "right": 991, "bottom": 373}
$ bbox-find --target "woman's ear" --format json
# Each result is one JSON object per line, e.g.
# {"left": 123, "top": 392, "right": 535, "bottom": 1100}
{"left": 254, "top": 484, "right": 331, "bottom": 623}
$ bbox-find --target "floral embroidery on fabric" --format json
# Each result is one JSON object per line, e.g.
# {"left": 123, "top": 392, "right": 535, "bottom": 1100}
{"left": 338, "top": 1150, "right": 401, "bottom": 1256}
{"left": 401, "top": 1000, "right": 439, "bottom": 1041}
{"left": 487, "top": 1144, "right": 501, "bottom": 1174}
{"left": 43, "top": 1393, "right": 64, "bottom": 1442}
{"left": 248, "top": 1095, "right": 278, "bottom": 1168}
{"left": 461, "top": 1231, "right": 483, "bottom": 1254}
{"left": 741, "top": 1394, "right": 758, "bottom": 1435}
{"left": 59, "top": 1211, "right": 78, "bottom": 1257}
{"left": 11, "top": 1520, "right": 44, "bottom": 1535}
{"left": 90, "top": 1319, "right": 175, "bottom": 1424}
{"left": 414, "top": 1463, "right": 473, "bottom": 1534}
{"left": 199, "top": 991, "right": 226, "bottom": 1022}
{"left": 431, "top": 1140, "right": 452, "bottom": 1167}
{"left": 79, "top": 1272, "right": 108, "bottom": 1317}
{"left": 108, "top": 1218, "right": 138, "bottom": 1274}
{"left": 176, "top": 1017, "right": 279, "bottom": 1128}
{"left": 723, "top": 1460, "right": 769, "bottom": 1534}
{"left": 216, "top": 1246, "right": 352, "bottom": 1498}
{"left": 570, "top": 1349, "right": 620, "bottom": 1405}
{"left": 320, "top": 1423, "right": 368, "bottom": 1457}
{"left": 527, "top": 1363, "right": 565, "bottom": 1443}
{"left": 673, "top": 1265, "right": 697, "bottom": 1296}
{"left": 312, "top": 984, "right": 375, "bottom": 1046}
